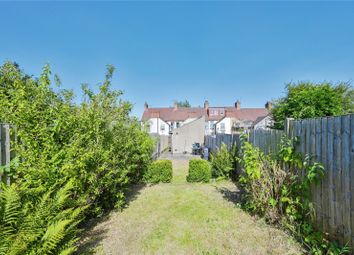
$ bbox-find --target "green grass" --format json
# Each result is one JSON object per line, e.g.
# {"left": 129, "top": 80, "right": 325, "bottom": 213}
{"left": 79, "top": 157, "right": 302, "bottom": 255}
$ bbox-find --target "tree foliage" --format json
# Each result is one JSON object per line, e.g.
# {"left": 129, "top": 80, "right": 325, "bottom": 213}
{"left": 271, "top": 82, "right": 354, "bottom": 129}
{"left": 0, "top": 61, "right": 154, "bottom": 253}
{"left": 174, "top": 99, "right": 191, "bottom": 108}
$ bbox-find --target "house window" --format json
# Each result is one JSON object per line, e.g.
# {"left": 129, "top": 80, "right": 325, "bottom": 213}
{"left": 220, "top": 123, "right": 225, "bottom": 133}
{"left": 176, "top": 122, "right": 180, "bottom": 128}
{"left": 160, "top": 124, "right": 165, "bottom": 131}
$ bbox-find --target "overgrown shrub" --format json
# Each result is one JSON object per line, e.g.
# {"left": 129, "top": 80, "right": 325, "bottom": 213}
{"left": 186, "top": 159, "right": 211, "bottom": 183}
{"left": 0, "top": 61, "right": 154, "bottom": 254}
{"left": 143, "top": 160, "right": 173, "bottom": 184}
{"left": 210, "top": 143, "right": 235, "bottom": 180}
{"left": 238, "top": 135, "right": 349, "bottom": 254}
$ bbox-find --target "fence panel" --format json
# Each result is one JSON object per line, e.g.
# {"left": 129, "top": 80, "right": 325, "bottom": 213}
{"left": 204, "top": 114, "right": 354, "bottom": 250}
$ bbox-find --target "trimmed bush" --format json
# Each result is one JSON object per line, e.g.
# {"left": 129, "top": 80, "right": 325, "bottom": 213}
{"left": 143, "top": 160, "right": 173, "bottom": 184}
{"left": 186, "top": 159, "right": 211, "bottom": 183}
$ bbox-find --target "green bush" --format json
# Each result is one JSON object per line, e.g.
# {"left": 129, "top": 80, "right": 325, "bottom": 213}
{"left": 0, "top": 61, "right": 154, "bottom": 254}
{"left": 186, "top": 159, "right": 211, "bottom": 183}
{"left": 143, "top": 160, "right": 173, "bottom": 184}
{"left": 210, "top": 143, "right": 235, "bottom": 179}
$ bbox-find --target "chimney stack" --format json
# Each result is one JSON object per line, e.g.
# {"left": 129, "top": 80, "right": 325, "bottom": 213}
{"left": 204, "top": 100, "right": 209, "bottom": 109}
{"left": 265, "top": 101, "right": 272, "bottom": 110}
{"left": 235, "top": 100, "right": 241, "bottom": 110}
{"left": 174, "top": 102, "right": 178, "bottom": 110}
{"left": 144, "top": 102, "right": 149, "bottom": 110}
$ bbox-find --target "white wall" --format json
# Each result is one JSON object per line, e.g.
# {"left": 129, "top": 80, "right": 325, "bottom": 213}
{"left": 205, "top": 120, "right": 216, "bottom": 135}
{"left": 147, "top": 118, "right": 170, "bottom": 135}
{"left": 254, "top": 116, "right": 272, "bottom": 130}
{"left": 215, "top": 118, "right": 232, "bottom": 134}
{"left": 183, "top": 118, "right": 198, "bottom": 125}
{"left": 172, "top": 116, "right": 205, "bottom": 154}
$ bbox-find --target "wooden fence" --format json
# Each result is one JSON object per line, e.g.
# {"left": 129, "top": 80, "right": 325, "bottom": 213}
{"left": 0, "top": 123, "right": 12, "bottom": 185}
{"left": 151, "top": 134, "right": 170, "bottom": 159}
{"left": 205, "top": 114, "right": 354, "bottom": 249}
{"left": 289, "top": 114, "right": 354, "bottom": 248}
{"left": 204, "top": 133, "right": 241, "bottom": 153}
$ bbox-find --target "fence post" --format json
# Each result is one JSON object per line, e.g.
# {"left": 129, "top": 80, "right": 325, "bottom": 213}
{"left": 284, "top": 118, "right": 294, "bottom": 137}
{"left": 4, "top": 125, "right": 10, "bottom": 185}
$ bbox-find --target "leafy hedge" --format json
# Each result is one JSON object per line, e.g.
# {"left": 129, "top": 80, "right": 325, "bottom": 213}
{"left": 143, "top": 160, "right": 173, "bottom": 184}
{"left": 0, "top": 62, "right": 154, "bottom": 254}
{"left": 186, "top": 159, "right": 211, "bottom": 183}
{"left": 210, "top": 143, "right": 236, "bottom": 180}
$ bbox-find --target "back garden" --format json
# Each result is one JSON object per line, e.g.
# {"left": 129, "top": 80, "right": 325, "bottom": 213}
{"left": 0, "top": 62, "right": 352, "bottom": 254}
{"left": 79, "top": 154, "right": 302, "bottom": 254}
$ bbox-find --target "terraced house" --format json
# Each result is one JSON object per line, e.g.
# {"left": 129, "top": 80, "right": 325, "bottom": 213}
{"left": 141, "top": 100, "right": 272, "bottom": 135}
{"left": 142, "top": 100, "right": 272, "bottom": 154}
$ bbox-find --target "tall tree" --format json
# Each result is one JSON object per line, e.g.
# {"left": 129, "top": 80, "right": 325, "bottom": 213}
{"left": 271, "top": 81, "right": 354, "bottom": 129}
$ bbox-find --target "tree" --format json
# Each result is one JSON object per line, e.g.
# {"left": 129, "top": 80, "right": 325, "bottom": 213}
{"left": 174, "top": 99, "right": 191, "bottom": 108}
{"left": 271, "top": 81, "right": 354, "bottom": 129}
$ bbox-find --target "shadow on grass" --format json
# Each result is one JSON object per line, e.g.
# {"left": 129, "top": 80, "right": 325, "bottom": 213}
{"left": 76, "top": 183, "right": 146, "bottom": 254}
{"left": 215, "top": 185, "right": 243, "bottom": 205}
{"left": 122, "top": 183, "right": 147, "bottom": 209}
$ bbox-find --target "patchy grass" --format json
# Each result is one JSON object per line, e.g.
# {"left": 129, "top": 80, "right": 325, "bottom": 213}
{"left": 79, "top": 155, "right": 302, "bottom": 255}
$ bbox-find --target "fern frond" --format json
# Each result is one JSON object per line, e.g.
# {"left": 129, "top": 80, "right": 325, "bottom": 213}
{"left": 39, "top": 219, "right": 72, "bottom": 255}
{"left": 58, "top": 246, "right": 76, "bottom": 255}
{"left": 54, "top": 180, "right": 74, "bottom": 210}
{"left": 0, "top": 185, "right": 21, "bottom": 232}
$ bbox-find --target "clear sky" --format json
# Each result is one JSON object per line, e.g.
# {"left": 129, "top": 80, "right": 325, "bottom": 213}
{"left": 1, "top": 1, "right": 354, "bottom": 117}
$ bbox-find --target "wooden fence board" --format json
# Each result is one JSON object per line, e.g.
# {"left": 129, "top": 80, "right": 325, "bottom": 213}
{"left": 334, "top": 116, "right": 343, "bottom": 242}
{"left": 327, "top": 117, "right": 336, "bottom": 237}
{"left": 342, "top": 115, "right": 351, "bottom": 245}
{"left": 350, "top": 114, "right": 354, "bottom": 248}
{"left": 321, "top": 117, "right": 329, "bottom": 233}
{"left": 315, "top": 118, "right": 323, "bottom": 230}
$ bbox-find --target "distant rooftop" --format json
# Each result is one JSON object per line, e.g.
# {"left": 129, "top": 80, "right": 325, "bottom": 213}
{"left": 141, "top": 100, "right": 272, "bottom": 122}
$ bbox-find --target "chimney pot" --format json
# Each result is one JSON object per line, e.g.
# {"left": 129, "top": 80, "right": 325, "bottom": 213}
{"left": 204, "top": 100, "right": 209, "bottom": 109}
{"left": 265, "top": 101, "right": 272, "bottom": 110}
{"left": 235, "top": 100, "right": 241, "bottom": 110}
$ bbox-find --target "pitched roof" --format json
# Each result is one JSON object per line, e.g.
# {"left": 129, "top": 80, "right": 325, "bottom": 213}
{"left": 224, "top": 108, "right": 269, "bottom": 121}
{"left": 253, "top": 115, "right": 270, "bottom": 126}
{"left": 142, "top": 105, "right": 269, "bottom": 123}
{"left": 141, "top": 107, "right": 206, "bottom": 122}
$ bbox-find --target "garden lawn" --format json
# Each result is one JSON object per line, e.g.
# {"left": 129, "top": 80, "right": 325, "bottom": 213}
{"left": 79, "top": 155, "right": 302, "bottom": 255}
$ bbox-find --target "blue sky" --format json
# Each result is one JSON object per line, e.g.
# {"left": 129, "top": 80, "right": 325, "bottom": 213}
{"left": 1, "top": 1, "right": 354, "bottom": 117}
